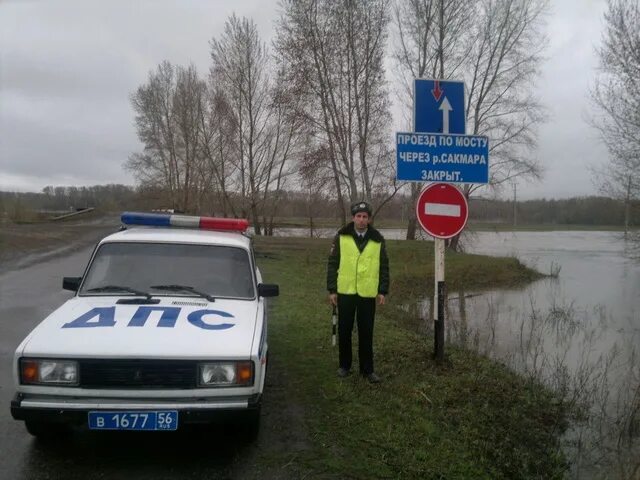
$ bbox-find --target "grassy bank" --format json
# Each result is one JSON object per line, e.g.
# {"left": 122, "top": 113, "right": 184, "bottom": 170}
{"left": 254, "top": 236, "right": 567, "bottom": 479}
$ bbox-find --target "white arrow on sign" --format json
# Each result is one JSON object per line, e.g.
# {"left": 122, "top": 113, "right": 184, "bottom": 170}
{"left": 439, "top": 97, "right": 452, "bottom": 134}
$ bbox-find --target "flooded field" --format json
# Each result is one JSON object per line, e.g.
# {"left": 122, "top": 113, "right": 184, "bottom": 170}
{"left": 276, "top": 227, "right": 640, "bottom": 478}
{"left": 434, "top": 231, "right": 640, "bottom": 479}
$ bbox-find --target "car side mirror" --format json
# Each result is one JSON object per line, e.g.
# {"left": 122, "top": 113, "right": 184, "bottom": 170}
{"left": 257, "top": 283, "right": 279, "bottom": 297}
{"left": 63, "top": 277, "right": 82, "bottom": 292}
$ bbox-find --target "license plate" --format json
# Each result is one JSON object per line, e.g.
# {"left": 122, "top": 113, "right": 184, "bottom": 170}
{"left": 88, "top": 410, "right": 178, "bottom": 431}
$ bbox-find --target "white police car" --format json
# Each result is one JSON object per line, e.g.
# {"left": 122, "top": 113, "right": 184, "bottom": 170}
{"left": 11, "top": 212, "right": 278, "bottom": 439}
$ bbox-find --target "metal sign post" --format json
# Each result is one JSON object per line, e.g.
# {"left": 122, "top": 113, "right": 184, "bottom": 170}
{"left": 435, "top": 241, "right": 445, "bottom": 362}
{"left": 398, "top": 78, "right": 487, "bottom": 363}
{"left": 416, "top": 182, "right": 469, "bottom": 361}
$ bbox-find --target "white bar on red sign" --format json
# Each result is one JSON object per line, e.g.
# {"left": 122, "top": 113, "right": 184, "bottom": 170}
{"left": 424, "top": 202, "right": 461, "bottom": 217}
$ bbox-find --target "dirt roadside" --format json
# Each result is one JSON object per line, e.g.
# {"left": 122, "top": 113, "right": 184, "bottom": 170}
{"left": 0, "top": 214, "right": 121, "bottom": 273}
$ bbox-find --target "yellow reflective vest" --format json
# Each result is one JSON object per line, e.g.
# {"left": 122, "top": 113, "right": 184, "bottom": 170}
{"left": 336, "top": 235, "right": 381, "bottom": 298}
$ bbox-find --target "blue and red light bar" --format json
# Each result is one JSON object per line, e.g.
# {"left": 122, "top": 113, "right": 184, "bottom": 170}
{"left": 121, "top": 212, "right": 249, "bottom": 232}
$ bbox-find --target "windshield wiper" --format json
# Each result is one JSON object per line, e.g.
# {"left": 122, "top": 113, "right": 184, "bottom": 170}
{"left": 86, "top": 285, "right": 152, "bottom": 299}
{"left": 150, "top": 284, "right": 215, "bottom": 302}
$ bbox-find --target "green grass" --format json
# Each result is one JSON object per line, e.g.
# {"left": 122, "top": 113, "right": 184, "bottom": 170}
{"left": 253, "top": 237, "right": 568, "bottom": 479}
{"left": 385, "top": 238, "right": 543, "bottom": 298}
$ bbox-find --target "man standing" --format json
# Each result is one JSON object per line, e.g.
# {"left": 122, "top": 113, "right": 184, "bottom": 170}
{"left": 327, "top": 201, "right": 389, "bottom": 383}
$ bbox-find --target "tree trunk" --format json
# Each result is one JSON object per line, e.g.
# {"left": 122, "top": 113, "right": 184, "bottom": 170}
{"left": 406, "top": 218, "right": 417, "bottom": 240}
{"left": 405, "top": 183, "right": 421, "bottom": 240}
{"left": 625, "top": 175, "right": 632, "bottom": 235}
{"left": 449, "top": 233, "right": 460, "bottom": 251}
{"left": 252, "top": 203, "right": 262, "bottom": 236}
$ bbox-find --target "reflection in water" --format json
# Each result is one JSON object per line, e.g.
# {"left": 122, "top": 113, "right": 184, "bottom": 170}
{"left": 623, "top": 231, "right": 640, "bottom": 260}
{"left": 437, "top": 230, "right": 640, "bottom": 480}
{"left": 439, "top": 288, "right": 639, "bottom": 479}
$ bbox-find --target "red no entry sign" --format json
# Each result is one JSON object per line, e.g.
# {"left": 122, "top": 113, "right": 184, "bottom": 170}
{"left": 416, "top": 183, "right": 468, "bottom": 239}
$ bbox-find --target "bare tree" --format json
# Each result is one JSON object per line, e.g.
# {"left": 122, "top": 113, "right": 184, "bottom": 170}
{"left": 127, "top": 62, "right": 208, "bottom": 213}
{"left": 260, "top": 69, "right": 307, "bottom": 234}
{"left": 393, "top": 0, "right": 549, "bottom": 244}
{"left": 276, "top": 0, "right": 397, "bottom": 224}
{"left": 393, "top": 0, "right": 472, "bottom": 111}
{"left": 393, "top": 0, "right": 473, "bottom": 239}
{"left": 128, "top": 16, "right": 302, "bottom": 227}
{"left": 198, "top": 84, "right": 239, "bottom": 217}
{"left": 210, "top": 15, "right": 270, "bottom": 234}
{"left": 466, "top": 0, "right": 547, "bottom": 191}
{"left": 211, "top": 15, "right": 300, "bottom": 235}
{"left": 299, "top": 145, "right": 333, "bottom": 236}
{"left": 589, "top": 0, "right": 640, "bottom": 233}
{"left": 173, "top": 65, "right": 207, "bottom": 212}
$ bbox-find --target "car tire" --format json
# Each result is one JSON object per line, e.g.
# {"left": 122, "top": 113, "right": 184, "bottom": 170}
{"left": 25, "top": 421, "right": 69, "bottom": 442}
{"left": 243, "top": 405, "right": 261, "bottom": 441}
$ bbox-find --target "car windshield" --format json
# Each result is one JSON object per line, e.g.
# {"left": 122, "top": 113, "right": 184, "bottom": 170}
{"left": 80, "top": 242, "right": 254, "bottom": 300}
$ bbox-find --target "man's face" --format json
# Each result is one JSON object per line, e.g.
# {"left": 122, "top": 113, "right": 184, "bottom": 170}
{"left": 353, "top": 211, "right": 370, "bottom": 232}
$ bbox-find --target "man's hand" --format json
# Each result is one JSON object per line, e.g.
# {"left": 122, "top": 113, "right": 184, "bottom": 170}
{"left": 329, "top": 293, "right": 338, "bottom": 306}
{"left": 377, "top": 294, "right": 385, "bottom": 306}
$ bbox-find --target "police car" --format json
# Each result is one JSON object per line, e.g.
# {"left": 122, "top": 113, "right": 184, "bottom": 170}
{"left": 10, "top": 212, "right": 278, "bottom": 439}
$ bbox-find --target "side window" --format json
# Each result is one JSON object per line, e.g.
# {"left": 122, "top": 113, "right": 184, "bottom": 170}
{"left": 84, "top": 253, "right": 110, "bottom": 286}
{"left": 250, "top": 247, "right": 262, "bottom": 284}
{"left": 227, "top": 248, "right": 254, "bottom": 298}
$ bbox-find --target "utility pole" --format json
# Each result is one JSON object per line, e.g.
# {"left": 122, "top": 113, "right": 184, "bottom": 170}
{"left": 513, "top": 182, "right": 517, "bottom": 227}
{"left": 625, "top": 174, "right": 631, "bottom": 235}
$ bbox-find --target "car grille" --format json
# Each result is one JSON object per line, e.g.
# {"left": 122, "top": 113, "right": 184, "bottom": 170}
{"left": 79, "top": 359, "right": 198, "bottom": 389}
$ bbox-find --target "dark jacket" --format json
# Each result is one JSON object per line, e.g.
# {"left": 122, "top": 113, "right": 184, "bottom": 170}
{"left": 326, "top": 222, "right": 389, "bottom": 295}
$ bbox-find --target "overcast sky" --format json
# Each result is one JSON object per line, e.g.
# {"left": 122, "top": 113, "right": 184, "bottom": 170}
{"left": 0, "top": 0, "right": 610, "bottom": 200}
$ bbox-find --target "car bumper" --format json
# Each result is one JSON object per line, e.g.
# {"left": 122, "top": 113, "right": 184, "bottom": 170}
{"left": 11, "top": 392, "right": 261, "bottom": 426}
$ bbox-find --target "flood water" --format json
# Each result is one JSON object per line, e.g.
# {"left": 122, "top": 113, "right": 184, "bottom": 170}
{"left": 441, "top": 231, "right": 639, "bottom": 367}
{"left": 462, "top": 230, "right": 638, "bottom": 341}
{"left": 276, "top": 227, "right": 640, "bottom": 478}
{"left": 454, "top": 231, "right": 640, "bottom": 479}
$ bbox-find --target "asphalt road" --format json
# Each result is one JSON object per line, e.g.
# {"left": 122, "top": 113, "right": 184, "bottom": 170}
{"left": 0, "top": 241, "right": 303, "bottom": 480}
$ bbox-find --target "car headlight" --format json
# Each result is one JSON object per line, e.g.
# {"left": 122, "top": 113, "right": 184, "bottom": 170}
{"left": 198, "top": 361, "right": 253, "bottom": 387}
{"left": 20, "top": 358, "right": 79, "bottom": 386}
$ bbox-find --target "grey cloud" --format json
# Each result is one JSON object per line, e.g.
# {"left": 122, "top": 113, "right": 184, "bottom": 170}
{"left": 0, "top": 0, "right": 613, "bottom": 199}
{"left": 1, "top": 113, "right": 137, "bottom": 178}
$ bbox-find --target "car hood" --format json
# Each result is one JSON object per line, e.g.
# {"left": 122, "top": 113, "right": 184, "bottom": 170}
{"left": 19, "top": 296, "right": 259, "bottom": 359}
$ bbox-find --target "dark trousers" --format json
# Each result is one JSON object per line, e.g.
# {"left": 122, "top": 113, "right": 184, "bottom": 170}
{"left": 337, "top": 294, "right": 376, "bottom": 375}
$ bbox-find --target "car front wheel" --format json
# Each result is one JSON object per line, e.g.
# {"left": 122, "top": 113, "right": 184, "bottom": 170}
{"left": 25, "top": 421, "right": 69, "bottom": 442}
{"left": 242, "top": 405, "right": 261, "bottom": 441}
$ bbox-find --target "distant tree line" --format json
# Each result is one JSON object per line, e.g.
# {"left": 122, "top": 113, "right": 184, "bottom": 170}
{"left": 1, "top": 185, "right": 637, "bottom": 228}
{"left": 469, "top": 196, "right": 640, "bottom": 226}
{"left": 589, "top": 0, "right": 640, "bottom": 233}
{"left": 0, "top": 185, "right": 137, "bottom": 215}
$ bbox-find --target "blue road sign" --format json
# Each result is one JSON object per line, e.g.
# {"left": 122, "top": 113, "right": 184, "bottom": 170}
{"left": 414, "top": 79, "right": 465, "bottom": 134}
{"left": 396, "top": 132, "right": 489, "bottom": 184}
